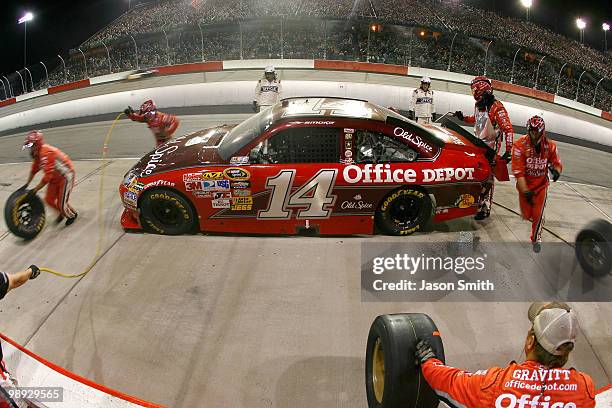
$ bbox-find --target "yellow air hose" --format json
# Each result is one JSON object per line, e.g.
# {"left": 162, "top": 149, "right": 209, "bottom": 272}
{"left": 39, "top": 112, "right": 124, "bottom": 278}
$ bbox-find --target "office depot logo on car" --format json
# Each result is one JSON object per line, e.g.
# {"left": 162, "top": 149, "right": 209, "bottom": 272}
{"left": 342, "top": 164, "right": 475, "bottom": 184}
{"left": 393, "top": 127, "right": 433, "bottom": 152}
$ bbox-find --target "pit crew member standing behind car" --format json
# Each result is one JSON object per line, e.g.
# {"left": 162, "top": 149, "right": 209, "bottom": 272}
{"left": 22, "top": 131, "right": 78, "bottom": 225}
{"left": 253, "top": 66, "right": 282, "bottom": 112}
{"left": 409, "top": 76, "right": 436, "bottom": 124}
{"left": 454, "top": 76, "right": 514, "bottom": 220}
{"left": 512, "top": 115, "right": 562, "bottom": 253}
{"left": 415, "top": 303, "right": 595, "bottom": 408}
{"left": 125, "top": 99, "right": 180, "bottom": 147}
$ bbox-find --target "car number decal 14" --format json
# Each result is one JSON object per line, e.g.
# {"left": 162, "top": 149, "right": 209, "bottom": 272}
{"left": 258, "top": 169, "right": 338, "bottom": 220}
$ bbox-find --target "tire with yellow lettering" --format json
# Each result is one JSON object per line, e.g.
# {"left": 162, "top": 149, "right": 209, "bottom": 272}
{"left": 139, "top": 188, "right": 196, "bottom": 235}
{"left": 375, "top": 187, "right": 432, "bottom": 235}
{"left": 4, "top": 189, "right": 46, "bottom": 240}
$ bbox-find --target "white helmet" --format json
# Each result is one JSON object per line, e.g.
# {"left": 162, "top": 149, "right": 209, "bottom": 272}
{"left": 421, "top": 76, "right": 431, "bottom": 83}
{"left": 264, "top": 66, "right": 276, "bottom": 74}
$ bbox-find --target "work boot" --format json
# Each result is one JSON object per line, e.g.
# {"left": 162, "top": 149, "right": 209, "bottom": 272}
{"left": 65, "top": 212, "right": 78, "bottom": 226}
{"left": 474, "top": 210, "right": 490, "bottom": 221}
{"left": 532, "top": 241, "right": 541, "bottom": 253}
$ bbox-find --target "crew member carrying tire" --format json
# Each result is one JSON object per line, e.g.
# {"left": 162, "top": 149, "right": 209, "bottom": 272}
{"left": 512, "top": 115, "right": 562, "bottom": 253}
{"left": 253, "top": 66, "right": 282, "bottom": 112}
{"left": 409, "top": 77, "right": 436, "bottom": 125}
{"left": 454, "top": 76, "right": 513, "bottom": 220}
{"left": 125, "top": 99, "right": 180, "bottom": 147}
{"left": 415, "top": 303, "right": 595, "bottom": 408}
{"left": 22, "top": 131, "right": 78, "bottom": 226}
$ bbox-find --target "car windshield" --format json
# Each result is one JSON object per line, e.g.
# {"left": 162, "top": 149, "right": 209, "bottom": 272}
{"left": 217, "top": 106, "right": 275, "bottom": 160}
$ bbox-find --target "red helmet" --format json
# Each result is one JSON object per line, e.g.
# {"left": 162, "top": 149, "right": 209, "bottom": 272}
{"left": 470, "top": 76, "right": 492, "bottom": 101}
{"left": 22, "top": 130, "right": 44, "bottom": 154}
{"left": 139, "top": 99, "right": 157, "bottom": 115}
{"left": 527, "top": 115, "right": 545, "bottom": 135}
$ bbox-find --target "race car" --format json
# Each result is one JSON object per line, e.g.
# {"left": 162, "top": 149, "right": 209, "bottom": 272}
{"left": 119, "top": 97, "right": 505, "bottom": 235}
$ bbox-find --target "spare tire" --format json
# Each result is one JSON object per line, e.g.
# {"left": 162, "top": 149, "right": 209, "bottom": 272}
{"left": 3, "top": 189, "right": 46, "bottom": 240}
{"left": 575, "top": 219, "right": 612, "bottom": 277}
{"left": 365, "top": 313, "right": 444, "bottom": 408}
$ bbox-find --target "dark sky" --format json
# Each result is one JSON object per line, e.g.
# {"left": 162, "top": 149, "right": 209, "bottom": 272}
{"left": 0, "top": 0, "right": 609, "bottom": 80}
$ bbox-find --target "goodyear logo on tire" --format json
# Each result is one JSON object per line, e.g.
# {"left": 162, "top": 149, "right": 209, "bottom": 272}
{"left": 381, "top": 189, "right": 425, "bottom": 212}
{"left": 224, "top": 167, "right": 250, "bottom": 181}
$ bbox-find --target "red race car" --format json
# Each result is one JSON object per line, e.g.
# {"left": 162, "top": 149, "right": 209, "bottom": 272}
{"left": 119, "top": 97, "right": 506, "bottom": 235}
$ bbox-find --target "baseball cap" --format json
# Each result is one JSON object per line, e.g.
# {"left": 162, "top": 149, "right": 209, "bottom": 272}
{"left": 533, "top": 308, "right": 578, "bottom": 356}
{"left": 527, "top": 301, "right": 570, "bottom": 322}
{"left": 264, "top": 66, "right": 275, "bottom": 73}
{"left": 421, "top": 76, "right": 431, "bottom": 83}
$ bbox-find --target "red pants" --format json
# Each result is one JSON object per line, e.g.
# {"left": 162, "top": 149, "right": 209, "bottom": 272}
{"left": 518, "top": 186, "right": 547, "bottom": 243}
{"left": 45, "top": 172, "right": 75, "bottom": 218}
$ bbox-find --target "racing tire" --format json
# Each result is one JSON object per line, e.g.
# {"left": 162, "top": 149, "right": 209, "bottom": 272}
{"left": 3, "top": 189, "right": 46, "bottom": 240}
{"left": 575, "top": 219, "right": 612, "bottom": 277}
{"left": 139, "top": 188, "right": 196, "bottom": 235}
{"left": 375, "top": 187, "right": 433, "bottom": 235}
{"left": 365, "top": 313, "right": 445, "bottom": 408}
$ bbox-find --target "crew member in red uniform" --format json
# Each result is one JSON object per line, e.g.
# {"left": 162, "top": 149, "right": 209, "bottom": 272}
{"left": 512, "top": 116, "right": 562, "bottom": 253}
{"left": 454, "top": 76, "right": 514, "bottom": 220}
{"left": 416, "top": 303, "right": 595, "bottom": 408}
{"left": 125, "top": 99, "right": 179, "bottom": 146}
{"left": 22, "top": 130, "right": 78, "bottom": 225}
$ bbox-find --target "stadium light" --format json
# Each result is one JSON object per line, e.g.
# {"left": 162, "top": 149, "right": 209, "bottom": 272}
{"left": 604, "top": 22, "right": 610, "bottom": 52}
{"left": 520, "top": 0, "right": 532, "bottom": 22}
{"left": 17, "top": 12, "right": 34, "bottom": 68}
{"left": 576, "top": 18, "right": 586, "bottom": 44}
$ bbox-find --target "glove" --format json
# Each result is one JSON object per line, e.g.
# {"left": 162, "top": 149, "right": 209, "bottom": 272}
{"left": 501, "top": 151, "right": 511, "bottom": 163}
{"left": 454, "top": 111, "right": 464, "bottom": 121}
{"left": 252, "top": 101, "right": 258, "bottom": 112}
{"left": 415, "top": 339, "right": 436, "bottom": 365}
{"left": 123, "top": 106, "right": 133, "bottom": 116}
{"left": 29, "top": 265, "right": 40, "bottom": 280}
{"left": 408, "top": 110, "right": 415, "bottom": 120}
{"left": 549, "top": 167, "right": 560, "bottom": 182}
{"left": 524, "top": 190, "right": 534, "bottom": 205}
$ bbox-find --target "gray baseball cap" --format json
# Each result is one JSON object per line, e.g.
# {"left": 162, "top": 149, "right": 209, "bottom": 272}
{"left": 533, "top": 308, "right": 578, "bottom": 356}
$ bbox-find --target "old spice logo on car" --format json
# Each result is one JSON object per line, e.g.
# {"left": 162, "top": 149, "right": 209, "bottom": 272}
{"left": 224, "top": 167, "right": 250, "bottom": 181}
{"left": 141, "top": 145, "right": 179, "bottom": 176}
{"left": 393, "top": 127, "right": 433, "bottom": 152}
{"left": 340, "top": 200, "right": 373, "bottom": 210}
{"left": 342, "top": 164, "right": 475, "bottom": 184}
{"left": 495, "top": 394, "right": 576, "bottom": 408}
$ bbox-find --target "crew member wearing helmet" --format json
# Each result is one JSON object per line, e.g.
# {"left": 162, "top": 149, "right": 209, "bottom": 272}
{"left": 454, "top": 76, "right": 514, "bottom": 220}
{"left": 416, "top": 302, "right": 595, "bottom": 408}
{"left": 22, "top": 130, "right": 78, "bottom": 225}
{"left": 125, "top": 99, "right": 180, "bottom": 147}
{"left": 253, "top": 66, "right": 282, "bottom": 112}
{"left": 512, "top": 115, "right": 562, "bottom": 252}
{"left": 409, "top": 77, "right": 436, "bottom": 124}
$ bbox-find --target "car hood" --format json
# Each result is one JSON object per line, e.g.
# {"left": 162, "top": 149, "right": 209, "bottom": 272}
{"left": 131, "top": 125, "right": 235, "bottom": 177}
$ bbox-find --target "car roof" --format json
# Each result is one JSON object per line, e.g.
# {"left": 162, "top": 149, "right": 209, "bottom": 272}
{"left": 274, "top": 97, "right": 396, "bottom": 123}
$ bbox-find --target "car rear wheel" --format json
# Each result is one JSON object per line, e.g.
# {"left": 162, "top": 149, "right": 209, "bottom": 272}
{"left": 365, "top": 313, "right": 444, "bottom": 408}
{"left": 139, "top": 188, "right": 196, "bottom": 235}
{"left": 4, "top": 189, "right": 46, "bottom": 240}
{"left": 575, "top": 219, "right": 612, "bottom": 277}
{"left": 375, "top": 187, "right": 432, "bottom": 235}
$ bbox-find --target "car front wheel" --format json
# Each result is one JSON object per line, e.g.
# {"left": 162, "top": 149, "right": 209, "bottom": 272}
{"left": 139, "top": 188, "right": 196, "bottom": 235}
{"left": 375, "top": 187, "right": 433, "bottom": 235}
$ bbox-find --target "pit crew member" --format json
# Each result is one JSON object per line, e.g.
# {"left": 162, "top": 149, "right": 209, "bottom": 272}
{"left": 253, "top": 66, "right": 282, "bottom": 112}
{"left": 512, "top": 115, "right": 562, "bottom": 253}
{"left": 22, "top": 131, "right": 78, "bottom": 225}
{"left": 409, "top": 76, "right": 436, "bottom": 124}
{"left": 0, "top": 266, "right": 40, "bottom": 301}
{"left": 416, "top": 303, "right": 595, "bottom": 408}
{"left": 125, "top": 99, "right": 180, "bottom": 147}
{"left": 454, "top": 76, "right": 514, "bottom": 220}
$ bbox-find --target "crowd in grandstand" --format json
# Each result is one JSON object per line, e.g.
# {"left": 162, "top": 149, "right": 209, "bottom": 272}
{"left": 2, "top": 0, "right": 610, "bottom": 111}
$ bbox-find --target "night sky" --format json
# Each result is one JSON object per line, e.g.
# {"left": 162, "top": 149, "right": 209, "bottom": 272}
{"left": 0, "top": 0, "right": 609, "bottom": 78}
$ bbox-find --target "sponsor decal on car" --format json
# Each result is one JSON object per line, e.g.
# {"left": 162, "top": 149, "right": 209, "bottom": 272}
{"left": 302, "top": 120, "right": 335, "bottom": 125}
{"left": 393, "top": 127, "right": 433, "bottom": 152}
{"left": 123, "top": 172, "right": 138, "bottom": 187}
{"left": 232, "top": 197, "right": 253, "bottom": 205}
{"left": 123, "top": 191, "right": 138, "bottom": 208}
{"left": 143, "top": 180, "right": 175, "bottom": 189}
{"left": 224, "top": 167, "right": 250, "bottom": 181}
{"left": 231, "top": 181, "right": 251, "bottom": 189}
{"left": 185, "top": 179, "right": 230, "bottom": 192}
{"left": 183, "top": 172, "right": 202, "bottom": 182}
{"left": 345, "top": 133, "right": 353, "bottom": 140}
{"left": 455, "top": 194, "right": 475, "bottom": 209}
{"left": 340, "top": 158, "right": 354, "bottom": 165}
{"left": 128, "top": 181, "right": 144, "bottom": 193}
{"left": 231, "top": 204, "right": 252, "bottom": 211}
{"left": 185, "top": 134, "right": 213, "bottom": 146}
{"left": 229, "top": 156, "right": 250, "bottom": 166}
{"left": 212, "top": 198, "right": 230, "bottom": 208}
{"left": 342, "top": 164, "right": 475, "bottom": 184}
{"left": 344, "top": 150, "right": 353, "bottom": 158}
{"left": 340, "top": 194, "right": 373, "bottom": 210}
{"left": 344, "top": 128, "right": 355, "bottom": 134}
{"left": 232, "top": 189, "right": 252, "bottom": 197}
{"left": 141, "top": 145, "right": 179, "bottom": 176}
{"left": 202, "top": 171, "right": 225, "bottom": 180}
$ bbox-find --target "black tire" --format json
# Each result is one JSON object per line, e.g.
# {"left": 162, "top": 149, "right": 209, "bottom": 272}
{"left": 139, "top": 188, "right": 196, "bottom": 235}
{"left": 375, "top": 187, "right": 433, "bottom": 235}
{"left": 575, "top": 219, "right": 612, "bottom": 277}
{"left": 3, "top": 189, "right": 46, "bottom": 240}
{"left": 365, "top": 313, "right": 445, "bottom": 408}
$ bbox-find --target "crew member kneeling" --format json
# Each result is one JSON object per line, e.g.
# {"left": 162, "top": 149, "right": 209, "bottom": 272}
{"left": 512, "top": 115, "right": 562, "bottom": 253}
{"left": 125, "top": 99, "right": 179, "bottom": 147}
{"left": 416, "top": 303, "right": 595, "bottom": 408}
{"left": 22, "top": 131, "right": 78, "bottom": 225}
